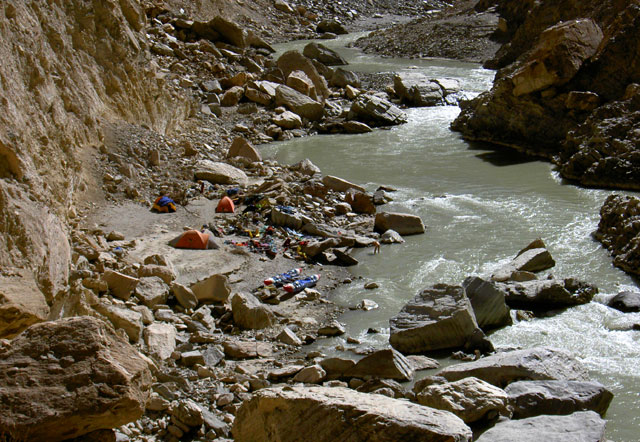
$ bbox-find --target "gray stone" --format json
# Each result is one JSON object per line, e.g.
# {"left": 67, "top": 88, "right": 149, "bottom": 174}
{"left": 303, "top": 42, "right": 347, "bottom": 66}
{"left": 374, "top": 212, "right": 424, "bottom": 235}
{"left": 94, "top": 303, "right": 143, "bottom": 343}
{"left": 275, "top": 85, "right": 324, "bottom": 121}
{"left": 320, "top": 357, "right": 357, "bottom": 380}
{"left": 439, "top": 347, "right": 590, "bottom": 388}
{"left": 462, "top": 276, "right": 512, "bottom": 330}
{"left": 505, "top": 380, "right": 614, "bottom": 419}
{"left": 194, "top": 160, "right": 249, "bottom": 186}
{"left": 349, "top": 94, "right": 407, "bottom": 127}
{"left": 190, "top": 274, "right": 231, "bottom": 303}
{"left": 389, "top": 284, "right": 483, "bottom": 353}
{"left": 380, "top": 229, "right": 404, "bottom": 244}
{"left": 607, "top": 291, "right": 640, "bottom": 312}
{"left": 293, "top": 365, "right": 326, "bottom": 384}
{"left": 232, "top": 386, "right": 472, "bottom": 441}
{"left": 144, "top": 322, "right": 177, "bottom": 361}
{"left": 416, "top": 377, "right": 510, "bottom": 423}
{"left": 322, "top": 175, "right": 365, "bottom": 193}
{"left": 231, "top": 292, "right": 276, "bottom": 330}
{"left": 394, "top": 72, "right": 446, "bottom": 107}
{"left": 278, "top": 327, "right": 302, "bottom": 346}
{"left": 134, "top": 276, "right": 169, "bottom": 308}
{"left": 171, "top": 282, "right": 198, "bottom": 310}
{"left": 227, "top": 137, "right": 262, "bottom": 163}
{"left": 329, "top": 68, "right": 360, "bottom": 88}
{"left": 496, "top": 278, "right": 597, "bottom": 309}
{"left": 318, "top": 320, "right": 345, "bottom": 336}
{"left": 475, "top": 411, "right": 606, "bottom": 442}
{"left": 344, "top": 348, "right": 414, "bottom": 382}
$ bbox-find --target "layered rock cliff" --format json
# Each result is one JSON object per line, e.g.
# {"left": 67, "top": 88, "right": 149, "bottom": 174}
{"left": 0, "top": 0, "right": 188, "bottom": 333}
{"left": 452, "top": 0, "right": 640, "bottom": 190}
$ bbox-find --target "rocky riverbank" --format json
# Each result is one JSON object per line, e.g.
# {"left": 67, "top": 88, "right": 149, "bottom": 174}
{"left": 450, "top": 0, "right": 640, "bottom": 191}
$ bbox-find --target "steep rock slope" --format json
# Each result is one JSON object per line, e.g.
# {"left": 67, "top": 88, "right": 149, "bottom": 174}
{"left": 0, "top": 0, "right": 187, "bottom": 326}
{"left": 452, "top": 0, "right": 640, "bottom": 190}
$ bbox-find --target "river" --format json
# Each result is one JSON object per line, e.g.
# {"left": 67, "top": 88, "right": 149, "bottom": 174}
{"left": 264, "top": 34, "right": 640, "bottom": 441}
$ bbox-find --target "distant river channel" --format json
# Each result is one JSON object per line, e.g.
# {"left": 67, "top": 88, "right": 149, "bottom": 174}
{"left": 263, "top": 33, "right": 640, "bottom": 441}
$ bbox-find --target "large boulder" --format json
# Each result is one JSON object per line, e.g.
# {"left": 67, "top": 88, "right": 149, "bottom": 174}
{"left": 349, "top": 94, "right": 408, "bottom": 127}
{"left": 389, "top": 284, "right": 487, "bottom": 354}
{"left": 475, "top": 411, "right": 607, "bottom": 442}
{"left": 134, "top": 276, "right": 168, "bottom": 308}
{"left": 439, "top": 347, "right": 590, "bottom": 388}
{"left": 511, "top": 19, "right": 604, "bottom": 96}
{"left": 303, "top": 42, "right": 347, "bottom": 66}
{"left": 330, "top": 68, "right": 360, "bottom": 88}
{"left": 275, "top": 85, "right": 324, "bottom": 121}
{"left": 462, "top": 276, "right": 512, "bottom": 331}
{"left": 416, "top": 377, "right": 510, "bottom": 423}
{"left": 345, "top": 189, "right": 376, "bottom": 214}
{"left": 277, "top": 50, "right": 330, "bottom": 100}
{"left": 505, "top": 380, "right": 614, "bottom": 419}
{"left": 232, "top": 386, "right": 473, "bottom": 441}
{"left": 286, "top": 70, "right": 318, "bottom": 100}
{"left": 374, "top": 212, "right": 425, "bottom": 235}
{"left": 273, "top": 110, "right": 303, "bottom": 129}
{"left": 94, "top": 302, "right": 143, "bottom": 343}
{"left": 190, "top": 273, "right": 231, "bottom": 303}
{"left": 194, "top": 160, "right": 249, "bottom": 186}
{"left": 343, "top": 349, "right": 414, "bottom": 382}
{"left": 492, "top": 243, "right": 555, "bottom": 281}
{"left": 0, "top": 317, "right": 152, "bottom": 441}
{"left": 495, "top": 278, "right": 597, "bottom": 310}
{"left": 0, "top": 270, "right": 49, "bottom": 338}
{"left": 316, "top": 20, "right": 348, "bottom": 35}
{"left": 102, "top": 269, "right": 139, "bottom": 301}
{"left": 231, "top": 292, "right": 276, "bottom": 330}
{"left": 393, "top": 73, "right": 459, "bottom": 107}
{"left": 227, "top": 137, "right": 262, "bottom": 163}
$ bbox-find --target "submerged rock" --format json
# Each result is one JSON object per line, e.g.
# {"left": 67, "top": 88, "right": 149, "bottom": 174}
{"left": 349, "top": 94, "right": 407, "bottom": 127}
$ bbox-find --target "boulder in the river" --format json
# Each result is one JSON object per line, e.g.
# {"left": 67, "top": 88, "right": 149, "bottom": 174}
{"left": 343, "top": 348, "right": 414, "bottom": 382}
{"left": 475, "top": 411, "right": 606, "bottom": 442}
{"left": 349, "top": 94, "right": 408, "bottom": 127}
{"left": 194, "top": 160, "right": 249, "bottom": 186}
{"left": 374, "top": 212, "right": 425, "bottom": 235}
{"left": 322, "top": 175, "right": 366, "bottom": 193}
{"left": 0, "top": 317, "right": 152, "bottom": 441}
{"left": 316, "top": 20, "right": 348, "bottom": 35}
{"left": 439, "top": 347, "right": 590, "bottom": 388}
{"left": 496, "top": 278, "right": 597, "bottom": 310}
{"left": 380, "top": 229, "right": 405, "bottom": 244}
{"left": 511, "top": 19, "right": 604, "bottom": 96}
{"left": 232, "top": 386, "right": 473, "bottom": 441}
{"left": 344, "top": 189, "right": 375, "bottom": 215}
{"left": 607, "top": 291, "right": 640, "bottom": 312}
{"left": 389, "top": 284, "right": 488, "bottom": 354}
{"left": 275, "top": 85, "right": 324, "bottom": 121}
{"left": 416, "top": 377, "right": 511, "bottom": 424}
{"left": 505, "top": 380, "right": 614, "bottom": 419}
{"left": 303, "top": 42, "right": 347, "bottom": 66}
{"left": 393, "top": 72, "right": 457, "bottom": 107}
{"left": 462, "top": 276, "right": 512, "bottom": 331}
{"left": 492, "top": 244, "right": 556, "bottom": 281}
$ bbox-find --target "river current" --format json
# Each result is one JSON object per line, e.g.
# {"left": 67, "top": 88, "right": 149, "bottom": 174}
{"left": 265, "top": 34, "right": 640, "bottom": 441}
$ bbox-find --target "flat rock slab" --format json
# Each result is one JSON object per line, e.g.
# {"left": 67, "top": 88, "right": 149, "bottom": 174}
{"left": 232, "top": 386, "right": 472, "bottom": 442}
{"left": 194, "top": 160, "right": 249, "bottom": 186}
{"left": 439, "top": 347, "right": 589, "bottom": 388}
{"left": 0, "top": 316, "right": 152, "bottom": 441}
{"left": 475, "top": 411, "right": 606, "bottom": 442}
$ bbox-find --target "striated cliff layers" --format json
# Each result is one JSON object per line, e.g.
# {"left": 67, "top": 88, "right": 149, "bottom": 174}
{"left": 452, "top": 0, "right": 640, "bottom": 190}
{"left": 0, "top": 0, "right": 187, "bottom": 335}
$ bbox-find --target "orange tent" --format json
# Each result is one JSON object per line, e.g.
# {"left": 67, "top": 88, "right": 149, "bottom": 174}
{"left": 216, "top": 196, "right": 235, "bottom": 213}
{"left": 168, "top": 230, "right": 219, "bottom": 249}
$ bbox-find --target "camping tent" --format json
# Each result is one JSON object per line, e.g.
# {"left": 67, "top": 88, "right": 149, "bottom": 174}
{"left": 216, "top": 196, "right": 235, "bottom": 213}
{"left": 168, "top": 230, "right": 219, "bottom": 249}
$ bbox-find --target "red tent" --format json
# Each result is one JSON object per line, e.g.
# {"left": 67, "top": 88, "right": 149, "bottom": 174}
{"left": 168, "top": 230, "right": 219, "bottom": 249}
{"left": 216, "top": 196, "right": 235, "bottom": 213}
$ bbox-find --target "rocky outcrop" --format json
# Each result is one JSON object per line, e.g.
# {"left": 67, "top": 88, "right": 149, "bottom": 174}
{"left": 389, "top": 284, "right": 489, "bottom": 354}
{"left": 595, "top": 194, "right": 640, "bottom": 276}
{"left": 439, "top": 347, "right": 589, "bottom": 388}
{"left": 0, "top": 316, "right": 152, "bottom": 441}
{"left": 452, "top": 1, "right": 640, "bottom": 190}
{"left": 505, "top": 380, "right": 613, "bottom": 419}
{"left": 232, "top": 386, "right": 473, "bottom": 441}
{"left": 416, "top": 377, "right": 511, "bottom": 424}
{"left": 607, "top": 291, "right": 640, "bottom": 313}
{"left": 475, "top": 411, "right": 607, "bottom": 442}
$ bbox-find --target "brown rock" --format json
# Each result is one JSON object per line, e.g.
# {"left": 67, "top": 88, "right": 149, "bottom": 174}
{"left": 227, "top": 137, "right": 262, "bottom": 163}
{"left": 374, "top": 212, "right": 425, "bottom": 235}
{"left": 0, "top": 270, "right": 49, "bottom": 339}
{"left": 275, "top": 85, "right": 324, "bottom": 121}
{"left": 0, "top": 317, "right": 152, "bottom": 441}
{"left": 277, "top": 50, "right": 330, "bottom": 100}
{"left": 190, "top": 273, "right": 231, "bottom": 303}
